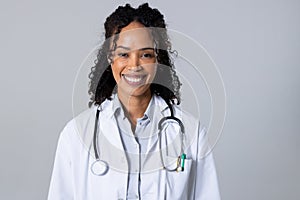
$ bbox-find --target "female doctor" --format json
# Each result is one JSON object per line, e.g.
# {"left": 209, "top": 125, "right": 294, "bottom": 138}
{"left": 48, "top": 3, "right": 221, "bottom": 200}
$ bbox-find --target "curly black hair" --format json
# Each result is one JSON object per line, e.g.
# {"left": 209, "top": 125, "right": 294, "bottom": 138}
{"left": 88, "top": 3, "right": 181, "bottom": 107}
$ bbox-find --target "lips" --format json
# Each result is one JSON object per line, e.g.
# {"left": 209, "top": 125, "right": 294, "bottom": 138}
{"left": 122, "top": 74, "right": 147, "bottom": 86}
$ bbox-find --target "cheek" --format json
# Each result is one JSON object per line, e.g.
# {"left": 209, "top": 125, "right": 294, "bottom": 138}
{"left": 111, "top": 63, "right": 123, "bottom": 83}
{"left": 149, "top": 64, "right": 157, "bottom": 77}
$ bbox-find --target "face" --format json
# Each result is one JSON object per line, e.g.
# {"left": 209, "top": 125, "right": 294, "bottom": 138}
{"left": 110, "top": 21, "right": 157, "bottom": 99}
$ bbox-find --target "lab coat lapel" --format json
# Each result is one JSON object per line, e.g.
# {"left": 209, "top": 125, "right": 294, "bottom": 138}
{"left": 100, "top": 115, "right": 124, "bottom": 149}
{"left": 98, "top": 106, "right": 128, "bottom": 172}
{"left": 141, "top": 96, "right": 169, "bottom": 172}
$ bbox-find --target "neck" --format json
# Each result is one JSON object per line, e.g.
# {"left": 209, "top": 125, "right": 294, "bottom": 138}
{"left": 118, "top": 90, "right": 152, "bottom": 128}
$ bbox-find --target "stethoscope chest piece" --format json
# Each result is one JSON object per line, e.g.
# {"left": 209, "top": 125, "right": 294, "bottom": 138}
{"left": 91, "top": 159, "right": 109, "bottom": 176}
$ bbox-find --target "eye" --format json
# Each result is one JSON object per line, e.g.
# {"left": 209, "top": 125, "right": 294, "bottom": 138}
{"left": 118, "top": 53, "right": 129, "bottom": 58}
{"left": 142, "top": 52, "right": 155, "bottom": 58}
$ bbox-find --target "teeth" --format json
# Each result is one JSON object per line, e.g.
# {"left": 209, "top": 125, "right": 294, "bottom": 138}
{"left": 124, "top": 75, "right": 143, "bottom": 83}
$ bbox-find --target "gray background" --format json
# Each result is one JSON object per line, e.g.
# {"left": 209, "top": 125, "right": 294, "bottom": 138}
{"left": 0, "top": 0, "right": 299, "bottom": 199}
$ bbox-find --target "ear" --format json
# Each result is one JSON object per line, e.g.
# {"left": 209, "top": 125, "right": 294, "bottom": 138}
{"left": 107, "top": 55, "right": 110, "bottom": 64}
{"left": 107, "top": 53, "right": 113, "bottom": 65}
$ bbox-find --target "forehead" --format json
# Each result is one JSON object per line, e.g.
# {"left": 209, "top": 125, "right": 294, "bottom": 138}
{"left": 115, "top": 25, "right": 154, "bottom": 50}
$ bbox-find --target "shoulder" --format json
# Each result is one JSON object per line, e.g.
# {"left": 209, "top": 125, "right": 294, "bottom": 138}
{"left": 59, "top": 99, "right": 114, "bottom": 147}
{"left": 153, "top": 94, "right": 199, "bottom": 125}
{"left": 58, "top": 107, "right": 95, "bottom": 146}
{"left": 67, "top": 98, "right": 114, "bottom": 131}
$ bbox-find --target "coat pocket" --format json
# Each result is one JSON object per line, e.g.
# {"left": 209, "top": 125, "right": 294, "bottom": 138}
{"left": 164, "top": 158, "right": 195, "bottom": 199}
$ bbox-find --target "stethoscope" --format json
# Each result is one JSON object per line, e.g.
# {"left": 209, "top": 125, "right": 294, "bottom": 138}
{"left": 90, "top": 100, "right": 186, "bottom": 176}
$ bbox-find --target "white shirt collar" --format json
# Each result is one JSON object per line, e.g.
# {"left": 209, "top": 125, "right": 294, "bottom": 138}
{"left": 109, "top": 93, "right": 169, "bottom": 121}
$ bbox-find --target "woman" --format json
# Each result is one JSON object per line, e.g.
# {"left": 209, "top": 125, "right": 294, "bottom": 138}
{"left": 48, "top": 3, "right": 220, "bottom": 200}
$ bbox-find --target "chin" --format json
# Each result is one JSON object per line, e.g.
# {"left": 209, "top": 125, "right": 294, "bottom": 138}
{"left": 119, "top": 85, "right": 151, "bottom": 98}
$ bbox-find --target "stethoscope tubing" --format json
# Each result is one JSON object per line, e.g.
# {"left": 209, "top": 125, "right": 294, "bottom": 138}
{"left": 91, "top": 101, "right": 186, "bottom": 175}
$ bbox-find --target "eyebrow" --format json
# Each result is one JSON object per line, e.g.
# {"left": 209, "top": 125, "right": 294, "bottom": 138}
{"left": 115, "top": 46, "right": 154, "bottom": 51}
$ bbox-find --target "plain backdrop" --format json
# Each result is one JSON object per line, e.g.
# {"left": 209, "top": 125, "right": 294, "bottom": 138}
{"left": 0, "top": 0, "right": 299, "bottom": 199}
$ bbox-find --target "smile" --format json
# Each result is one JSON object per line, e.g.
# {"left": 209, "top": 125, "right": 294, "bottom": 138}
{"left": 122, "top": 74, "right": 147, "bottom": 86}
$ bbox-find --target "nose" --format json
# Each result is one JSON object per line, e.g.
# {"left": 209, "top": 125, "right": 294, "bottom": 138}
{"left": 127, "top": 52, "right": 142, "bottom": 71}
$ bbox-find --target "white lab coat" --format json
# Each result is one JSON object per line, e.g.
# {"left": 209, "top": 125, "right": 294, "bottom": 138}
{"left": 48, "top": 95, "right": 221, "bottom": 200}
